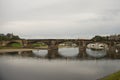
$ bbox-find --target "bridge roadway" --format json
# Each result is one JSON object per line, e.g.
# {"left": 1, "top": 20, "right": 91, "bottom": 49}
{"left": 27, "top": 39, "right": 91, "bottom": 46}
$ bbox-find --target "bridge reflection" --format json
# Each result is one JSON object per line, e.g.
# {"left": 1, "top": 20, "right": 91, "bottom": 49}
{"left": 34, "top": 48, "right": 120, "bottom": 59}
{"left": 1, "top": 48, "right": 119, "bottom": 59}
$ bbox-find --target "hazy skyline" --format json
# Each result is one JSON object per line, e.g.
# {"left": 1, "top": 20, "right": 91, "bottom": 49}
{"left": 0, "top": 0, "right": 120, "bottom": 39}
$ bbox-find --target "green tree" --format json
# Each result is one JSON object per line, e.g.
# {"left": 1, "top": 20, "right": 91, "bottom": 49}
{"left": 92, "top": 35, "right": 104, "bottom": 41}
{"left": 11, "top": 36, "right": 20, "bottom": 40}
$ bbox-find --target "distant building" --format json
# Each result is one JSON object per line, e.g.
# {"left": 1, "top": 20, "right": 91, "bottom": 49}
{"left": 6, "top": 33, "right": 14, "bottom": 38}
{"left": 108, "top": 34, "right": 120, "bottom": 40}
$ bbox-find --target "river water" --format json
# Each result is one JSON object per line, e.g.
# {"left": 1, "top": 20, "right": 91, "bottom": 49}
{"left": 0, "top": 48, "right": 120, "bottom": 80}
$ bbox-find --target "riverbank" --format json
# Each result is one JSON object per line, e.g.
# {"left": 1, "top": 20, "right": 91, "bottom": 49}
{"left": 0, "top": 49, "right": 33, "bottom": 53}
{"left": 100, "top": 71, "right": 120, "bottom": 80}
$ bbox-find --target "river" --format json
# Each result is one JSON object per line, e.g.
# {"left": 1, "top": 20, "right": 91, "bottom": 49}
{"left": 0, "top": 48, "right": 120, "bottom": 80}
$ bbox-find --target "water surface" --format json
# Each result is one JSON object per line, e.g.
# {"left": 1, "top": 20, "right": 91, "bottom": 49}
{"left": 0, "top": 48, "right": 120, "bottom": 80}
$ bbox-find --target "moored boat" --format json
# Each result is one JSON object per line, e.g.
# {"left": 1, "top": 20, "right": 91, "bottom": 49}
{"left": 87, "top": 43, "right": 108, "bottom": 50}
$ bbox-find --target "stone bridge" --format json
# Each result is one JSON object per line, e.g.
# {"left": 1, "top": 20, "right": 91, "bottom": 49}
{"left": 0, "top": 39, "right": 120, "bottom": 58}
{"left": 26, "top": 39, "right": 120, "bottom": 57}
{"left": 0, "top": 39, "right": 120, "bottom": 49}
{"left": 27, "top": 39, "right": 119, "bottom": 47}
{"left": 27, "top": 39, "right": 92, "bottom": 47}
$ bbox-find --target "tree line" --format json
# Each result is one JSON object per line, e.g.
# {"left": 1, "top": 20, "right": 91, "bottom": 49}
{"left": 0, "top": 33, "right": 20, "bottom": 41}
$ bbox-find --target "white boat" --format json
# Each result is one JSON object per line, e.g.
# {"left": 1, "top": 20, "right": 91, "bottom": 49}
{"left": 87, "top": 43, "right": 107, "bottom": 50}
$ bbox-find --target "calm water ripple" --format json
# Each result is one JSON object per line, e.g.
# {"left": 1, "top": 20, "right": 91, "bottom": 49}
{"left": 0, "top": 48, "right": 120, "bottom": 80}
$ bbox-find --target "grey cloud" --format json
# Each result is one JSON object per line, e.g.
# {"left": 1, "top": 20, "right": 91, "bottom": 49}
{"left": 0, "top": 0, "right": 120, "bottom": 39}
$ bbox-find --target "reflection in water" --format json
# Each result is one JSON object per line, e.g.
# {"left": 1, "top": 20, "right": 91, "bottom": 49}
{"left": 86, "top": 49, "right": 107, "bottom": 58}
{"left": 32, "top": 48, "right": 107, "bottom": 59}
{"left": 0, "top": 47, "right": 120, "bottom": 80}
{"left": 59, "top": 48, "right": 79, "bottom": 57}
{"left": 32, "top": 50, "right": 48, "bottom": 57}
{"left": 0, "top": 56, "right": 120, "bottom": 80}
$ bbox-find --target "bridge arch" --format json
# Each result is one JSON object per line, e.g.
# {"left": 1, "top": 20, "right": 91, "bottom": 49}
{"left": 28, "top": 41, "right": 48, "bottom": 48}
{"left": 58, "top": 41, "right": 78, "bottom": 47}
{"left": 58, "top": 41, "right": 79, "bottom": 58}
{"left": 6, "top": 41, "right": 23, "bottom": 47}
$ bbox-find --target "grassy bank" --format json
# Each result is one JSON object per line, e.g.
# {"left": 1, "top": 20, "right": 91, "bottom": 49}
{"left": 10, "top": 43, "right": 22, "bottom": 48}
{"left": 100, "top": 71, "right": 120, "bottom": 80}
{"left": 0, "top": 43, "right": 22, "bottom": 49}
{"left": 32, "top": 43, "right": 48, "bottom": 47}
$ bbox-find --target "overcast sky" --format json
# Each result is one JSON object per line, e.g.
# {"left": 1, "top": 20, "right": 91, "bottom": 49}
{"left": 0, "top": 0, "right": 120, "bottom": 39}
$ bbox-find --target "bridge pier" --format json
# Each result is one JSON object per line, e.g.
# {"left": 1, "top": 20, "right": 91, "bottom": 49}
{"left": 48, "top": 49, "right": 59, "bottom": 58}
{"left": 48, "top": 41, "right": 58, "bottom": 50}
{"left": 0, "top": 41, "right": 7, "bottom": 46}
{"left": 47, "top": 41, "right": 59, "bottom": 58}
{"left": 22, "top": 40, "right": 28, "bottom": 47}
{"left": 78, "top": 41, "right": 87, "bottom": 58}
{"left": 107, "top": 42, "right": 117, "bottom": 59}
